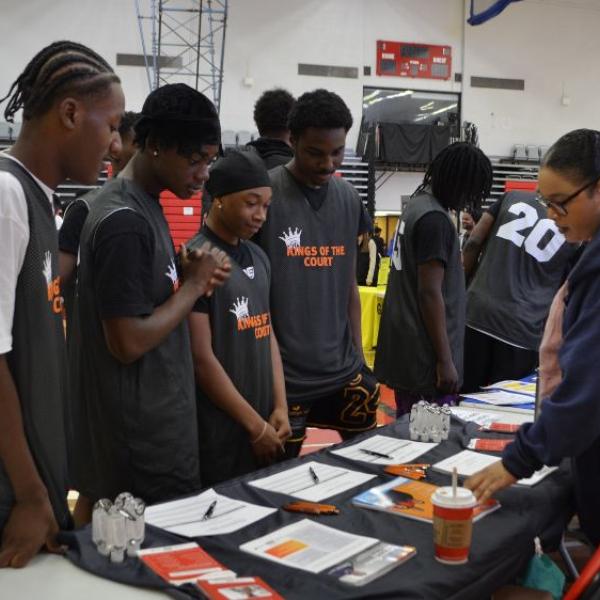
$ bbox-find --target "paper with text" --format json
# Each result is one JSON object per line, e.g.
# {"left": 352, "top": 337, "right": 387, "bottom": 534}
{"left": 145, "top": 488, "right": 276, "bottom": 536}
{"left": 248, "top": 461, "right": 375, "bottom": 501}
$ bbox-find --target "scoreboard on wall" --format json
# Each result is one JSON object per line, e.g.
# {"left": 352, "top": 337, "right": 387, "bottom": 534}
{"left": 376, "top": 40, "right": 452, "bottom": 80}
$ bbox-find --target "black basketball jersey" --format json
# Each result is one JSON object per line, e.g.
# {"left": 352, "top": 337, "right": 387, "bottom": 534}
{"left": 0, "top": 157, "right": 70, "bottom": 530}
{"left": 467, "top": 191, "right": 576, "bottom": 350}
{"left": 189, "top": 230, "right": 273, "bottom": 485}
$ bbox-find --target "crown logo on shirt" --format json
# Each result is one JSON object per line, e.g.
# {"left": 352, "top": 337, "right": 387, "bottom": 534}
{"left": 243, "top": 266, "right": 255, "bottom": 279}
{"left": 165, "top": 259, "right": 178, "bottom": 285}
{"left": 278, "top": 227, "right": 302, "bottom": 248}
{"left": 229, "top": 296, "right": 250, "bottom": 320}
{"left": 42, "top": 251, "right": 52, "bottom": 285}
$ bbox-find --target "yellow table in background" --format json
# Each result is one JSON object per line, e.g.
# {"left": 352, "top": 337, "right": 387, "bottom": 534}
{"left": 359, "top": 285, "right": 386, "bottom": 367}
{"left": 378, "top": 256, "right": 390, "bottom": 286}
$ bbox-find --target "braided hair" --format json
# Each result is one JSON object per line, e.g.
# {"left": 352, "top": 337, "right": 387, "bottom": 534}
{"left": 0, "top": 40, "right": 120, "bottom": 123}
{"left": 414, "top": 141, "right": 493, "bottom": 211}
{"left": 542, "top": 129, "right": 600, "bottom": 187}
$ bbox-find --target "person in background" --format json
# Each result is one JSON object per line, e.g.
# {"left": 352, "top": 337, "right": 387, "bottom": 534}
{"left": 459, "top": 208, "right": 480, "bottom": 250}
{"left": 68, "top": 84, "right": 230, "bottom": 523}
{"left": 247, "top": 88, "right": 295, "bottom": 169}
{"left": 373, "top": 225, "right": 386, "bottom": 257}
{"left": 256, "top": 89, "right": 379, "bottom": 457}
{"left": 188, "top": 149, "right": 290, "bottom": 485}
{"left": 0, "top": 40, "right": 124, "bottom": 568}
{"left": 59, "top": 110, "right": 140, "bottom": 320}
{"left": 357, "top": 231, "right": 379, "bottom": 287}
{"left": 461, "top": 190, "right": 575, "bottom": 392}
{"left": 375, "top": 143, "right": 493, "bottom": 417}
{"left": 466, "top": 129, "right": 600, "bottom": 547}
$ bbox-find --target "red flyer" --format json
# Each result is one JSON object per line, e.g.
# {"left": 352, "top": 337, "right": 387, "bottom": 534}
{"left": 197, "top": 576, "right": 284, "bottom": 599}
{"left": 468, "top": 438, "right": 513, "bottom": 452}
{"left": 483, "top": 422, "right": 521, "bottom": 433}
{"left": 139, "top": 542, "right": 227, "bottom": 584}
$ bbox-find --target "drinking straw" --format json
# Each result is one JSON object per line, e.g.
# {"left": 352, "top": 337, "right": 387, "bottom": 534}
{"left": 452, "top": 467, "right": 457, "bottom": 498}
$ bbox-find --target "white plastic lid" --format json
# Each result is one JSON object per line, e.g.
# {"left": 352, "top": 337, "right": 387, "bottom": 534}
{"left": 431, "top": 486, "right": 477, "bottom": 509}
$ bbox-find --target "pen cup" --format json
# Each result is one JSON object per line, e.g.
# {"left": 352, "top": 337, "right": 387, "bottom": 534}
{"left": 431, "top": 487, "right": 477, "bottom": 565}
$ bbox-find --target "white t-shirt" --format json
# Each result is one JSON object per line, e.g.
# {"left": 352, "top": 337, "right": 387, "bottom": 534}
{"left": 0, "top": 152, "right": 54, "bottom": 353}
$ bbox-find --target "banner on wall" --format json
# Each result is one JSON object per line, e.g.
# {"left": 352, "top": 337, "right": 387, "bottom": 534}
{"left": 467, "top": 0, "right": 523, "bottom": 25}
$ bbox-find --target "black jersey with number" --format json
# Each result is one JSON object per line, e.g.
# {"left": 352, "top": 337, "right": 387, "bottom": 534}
{"left": 467, "top": 191, "right": 576, "bottom": 350}
{"left": 375, "top": 191, "right": 465, "bottom": 394}
{"left": 189, "top": 228, "right": 273, "bottom": 485}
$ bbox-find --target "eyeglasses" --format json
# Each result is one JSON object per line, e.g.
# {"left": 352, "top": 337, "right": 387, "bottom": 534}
{"left": 536, "top": 174, "right": 600, "bottom": 216}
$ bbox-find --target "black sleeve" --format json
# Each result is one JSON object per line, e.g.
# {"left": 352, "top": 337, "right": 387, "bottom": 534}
{"left": 413, "top": 212, "right": 455, "bottom": 266}
{"left": 357, "top": 201, "right": 372, "bottom": 236}
{"left": 59, "top": 200, "right": 89, "bottom": 255}
{"left": 192, "top": 294, "right": 211, "bottom": 313}
{"left": 92, "top": 210, "right": 156, "bottom": 319}
{"left": 485, "top": 197, "right": 503, "bottom": 219}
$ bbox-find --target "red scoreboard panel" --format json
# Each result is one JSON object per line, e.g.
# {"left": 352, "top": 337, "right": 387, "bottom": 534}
{"left": 376, "top": 40, "right": 452, "bottom": 80}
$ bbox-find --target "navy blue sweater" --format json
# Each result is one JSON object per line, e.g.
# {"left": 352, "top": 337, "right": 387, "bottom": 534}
{"left": 503, "top": 230, "right": 600, "bottom": 545}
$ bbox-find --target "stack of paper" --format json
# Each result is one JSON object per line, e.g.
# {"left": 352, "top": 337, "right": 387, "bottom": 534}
{"left": 432, "top": 450, "right": 557, "bottom": 487}
{"left": 145, "top": 488, "right": 276, "bottom": 537}
{"left": 330, "top": 435, "right": 437, "bottom": 465}
{"left": 248, "top": 461, "right": 375, "bottom": 501}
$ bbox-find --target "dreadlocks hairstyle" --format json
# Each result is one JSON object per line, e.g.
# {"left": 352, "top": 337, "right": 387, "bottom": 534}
{"left": 415, "top": 142, "right": 493, "bottom": 211}
{"left": 253, "top": 88, "right": 295, "bottom": 137}
{"left": 134, "top": 83, "right": 221, "bottom": 157}
{"left": 0, "top": 40, "right": 120, "bottom": 123}
{"left": 542, "top": 129, "right": 600, "bottom": 187}
{"left": 288, "top": 89, "right": 353, "bottom": 138}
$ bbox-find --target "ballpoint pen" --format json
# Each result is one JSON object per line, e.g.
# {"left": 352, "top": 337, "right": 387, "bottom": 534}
{"left": 360, "top": 448, "right": 393, "bottom": 459}
{"left": 201, "top": 499, "right": 217, "bottom": 520}
{"left": 309, "top": 466, "right": 320, "bottom": 484}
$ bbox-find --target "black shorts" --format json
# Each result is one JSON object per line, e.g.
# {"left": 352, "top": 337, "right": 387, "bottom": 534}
{"left": 286, "top": 365, "right": 380, "bottom": 455}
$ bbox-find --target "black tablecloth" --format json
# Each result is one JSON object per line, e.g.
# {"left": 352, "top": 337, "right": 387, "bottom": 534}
{"left": 61, "top": 417, "right": 573, "bottom": 600}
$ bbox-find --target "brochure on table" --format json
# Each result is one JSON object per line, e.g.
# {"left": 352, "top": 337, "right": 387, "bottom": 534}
{"left": 240, "top": 519, "right": 416, "bottom": 584}
{"left": 248, "top": 461, "right": 375, "bottom": 501}
{"left": 145, "top": 488, "right": 276, "bottom": 537}
{"left": 482, "top": 380, "right": 536, "bottom": 397}
{"left": 353, "top": 476, "right": 500, "bottom": 523}
{"left": 461, "top": 390, "right": 535, "bottom": 406}
{"left": 433, "top": 450, "right": 557, "bottom": 486}
{"left": 330, "top": 435, "right": 437, "bottom": 465}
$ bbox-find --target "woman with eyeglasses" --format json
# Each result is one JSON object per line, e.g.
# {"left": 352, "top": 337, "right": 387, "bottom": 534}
{"left": 466, "top": 128, "right": 600, "bottom": 547}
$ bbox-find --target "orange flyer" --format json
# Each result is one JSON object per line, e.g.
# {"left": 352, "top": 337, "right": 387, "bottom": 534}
{"left": 353, "top": 477, "right": 499, "bottom": 523}
{"left": 138, "top": 542, "right": 225, "bottom": 583}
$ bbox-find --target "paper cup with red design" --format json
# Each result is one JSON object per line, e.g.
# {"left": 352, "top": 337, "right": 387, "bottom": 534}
{"left": 431, "top": 486, "right": 477, "bottom": 564}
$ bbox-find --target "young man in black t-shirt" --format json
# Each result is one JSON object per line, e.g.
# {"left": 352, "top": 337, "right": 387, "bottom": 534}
{"left": 188, "top": 149, "right": 290, "bottom": 485}
{"left": 69, "top": 85, "right": 230, "bottom": 522}
{"left": 246, "top": 88, "right": 295, "bottom": 169}
{"left": 375, "top": 143, "right": 493, "bottom": 416}
{"left": 257, "top": 89, "right": 377, "bottom": 457}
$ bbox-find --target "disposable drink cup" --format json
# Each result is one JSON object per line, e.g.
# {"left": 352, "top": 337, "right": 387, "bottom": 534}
{"left": 431, "top": 486, "right": 477, "bottom": 564}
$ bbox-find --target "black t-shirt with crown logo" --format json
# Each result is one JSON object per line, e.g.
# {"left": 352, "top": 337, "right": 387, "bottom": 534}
{"left": 189, "top": 226, "right": 273, "bottom": 485}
